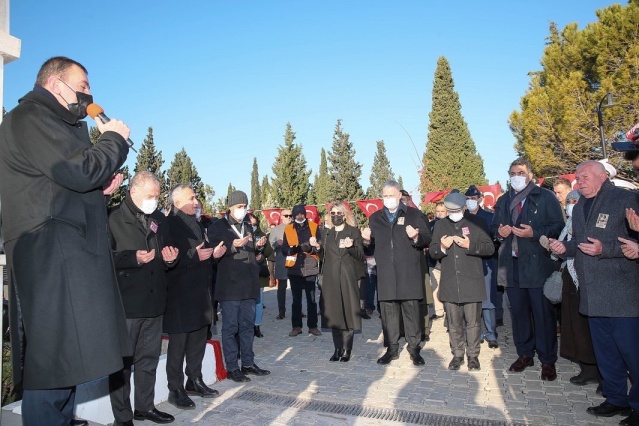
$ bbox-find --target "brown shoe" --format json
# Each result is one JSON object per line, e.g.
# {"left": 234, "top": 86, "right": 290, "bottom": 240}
{"left": 541, "top": 363, "right": 557, "bottom": 381}
{"left": 289, "top": 327, "right": 302, "bottom": 337}
{"left": 508, "top": 355, "right": 534, "bottom": 372}
{"left": 309, "top": 328, "right": 322, "bottom": 336}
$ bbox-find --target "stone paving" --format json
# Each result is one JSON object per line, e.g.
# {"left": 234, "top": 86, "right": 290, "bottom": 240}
{"left": 149, "top": 286, "right": 619, "bottom": 426}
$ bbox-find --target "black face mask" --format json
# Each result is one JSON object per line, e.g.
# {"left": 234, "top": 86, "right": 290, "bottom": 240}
{"left": 331, "top": 215, "right": 344, "bottom": 226}
{"left": 58, "top": 79, "right": 93, "bottom": 120}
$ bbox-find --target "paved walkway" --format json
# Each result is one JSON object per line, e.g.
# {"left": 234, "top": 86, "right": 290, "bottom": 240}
{"left": 152, "top": 285, "right": 617, "bottom": 426}
{"left": 0, "top": 285, "right": 622, "bottom": 425}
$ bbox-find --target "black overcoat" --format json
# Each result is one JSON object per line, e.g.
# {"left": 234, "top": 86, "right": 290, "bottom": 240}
{"left": 320, "top": 224, "right": 365, "bottom": 331}
{"left": 429, "top": 215, "right": 494, "bottom": 303}
{"left": 0, "top": 89, "right": 131, "bottom": 389}
{"left": 164, "top": 211, "right": 213, "bottom": 333}
{"left": 208, "top": 214, "right": 261, "bottom": 302}
{"left": 367, "top": 203, "right": 431, "bottom": 301}
{"left": 108, "top": 196, "right": 176, "bottom": 318}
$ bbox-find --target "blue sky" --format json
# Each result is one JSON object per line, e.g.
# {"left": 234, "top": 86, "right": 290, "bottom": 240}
{"left": 3, "top": 1, "right": 618, "bottom": 205}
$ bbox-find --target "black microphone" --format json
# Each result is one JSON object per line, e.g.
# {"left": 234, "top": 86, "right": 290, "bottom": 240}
{"left": 86, "top": 103, "right": 136, "bottom": 152}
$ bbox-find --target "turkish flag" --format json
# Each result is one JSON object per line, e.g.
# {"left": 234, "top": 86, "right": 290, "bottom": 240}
{"left": 422, "top": 190, "right": 448, "bottom": 205}
{"left": 304, "top": 205, "right": 321, "bottom": 224}
{"left": 261, "top": 208, "right": 282, "bottom": 226}
{"left": 476, "top": 184, "right": 502, "bottom": 209}
{"left": 355, "top": 199, "right": 384, "bottom": 218}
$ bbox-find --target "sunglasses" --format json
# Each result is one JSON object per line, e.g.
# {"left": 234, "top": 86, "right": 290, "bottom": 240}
{"left": 282, "top": 214, "right": 293, "bottom": 218}
{"left": 330, "top": 211, "right": 344, "bottom": 216}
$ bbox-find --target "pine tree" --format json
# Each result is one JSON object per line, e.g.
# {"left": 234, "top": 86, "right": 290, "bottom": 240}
{"left": 327, "top": 120, "right": 365, "bottom": 203}
{"left": 250, "top": 158, "right": 262, "bottom": 211}
{"left": 420, "top": 57, "right": 487, "bottom": 195}
{"left": 89, "top": 126, "right": 128, "bottom": 208}
{"left": 270, "top": 123, "right": 312, "bottom": 207}
{"left": 367, "top": 140, "right": 395, "bottom": 198}
{"left": 509, "top": 2, "right": 639, "bottom": 180}
{"left": 166, "top": 148, "right": 204, "bottom": 205}
{"left": 134, "top": 127, "right": 168, "bottom": 204}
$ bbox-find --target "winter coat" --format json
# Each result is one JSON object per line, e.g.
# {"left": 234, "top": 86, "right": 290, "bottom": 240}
{"left": 108, "top": 195, "right": 175, "bottom": 318}
{"left": 164, "top": 211, "right": 213, "bottom": 333}
{"left": 282, "top": 220, "right": 322, "bottom": 277}
{"left": 491, "top": 184, "right": 564, "bottom": 288}
{"left": 367, "top": 203, "right": 431, "bottom": 301}
{"left": 429, "top": 215, "right": 494, "bottom": 303}
{"left": 320, "top": 224, "right": 365, "bottom": 331}
{"left": 208, "top": 214, "right": 261, "bottom": 302}
{"left": 563, "top": 180, "right": 639, "bottom": 317}
{"left": 0, "top": 88, "right": 131, "bottom": 389}
{"left": 269, "top": 223, "right": 289, "bottom": 280}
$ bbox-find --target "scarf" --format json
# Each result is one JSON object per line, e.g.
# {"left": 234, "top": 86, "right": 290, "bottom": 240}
{"left": 556, "top": 217, "right": 579, "bottom": 288}
{"left": 509, "top": 181, "right": 535, "bottom": 256}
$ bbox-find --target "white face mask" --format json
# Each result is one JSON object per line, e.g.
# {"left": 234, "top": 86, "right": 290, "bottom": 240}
{"left": 140, "top": 198, "right": 158, "bottom": 215}
{"left": 383, "top": 197, "right": 399, "bottom": 211}
{"left": 466, "top": 199, "right": 478, "bottom": 212}
{"left": 195, "top": 208, "right": 202, "bottom": 220}
{"left": 232, "top": 207, "right": 247, "bottom": 222}
{"left": 294, "top": 218, "right": 306, "bottom": 224}
{"left": 565, "top": 204, "right": 575, "bottom": 218}
{"left": 448, "top": 211, "right": 464, "bottom": 222}
{"left": 510, "top": 176, "right": 528, "bottom": 192}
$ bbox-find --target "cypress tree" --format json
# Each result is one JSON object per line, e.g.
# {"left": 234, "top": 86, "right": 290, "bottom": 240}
{"left": 270, "top": 123, "right": 311, "bottom": 207}
{"left": 166, "top": 148, "right": 204, "bottom": 204}
{"left": 367, "top": 140, "right": 395, "bottom": 197}
{"left": 250, "top": 157, "right": 262, "bottom": 211}
{"left": 327, "top": 120, "right": 364, "bottom": 203}
{"left": 134, "top": 127, "right": 168, "bottom": 205}
{"left": 420, "top": 56, "right": 487, "bottom": 195}
{"left": 311, "top": 148, "right": 331, "bottom": 209}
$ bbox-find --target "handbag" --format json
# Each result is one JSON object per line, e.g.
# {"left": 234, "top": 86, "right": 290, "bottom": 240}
{"left": 543, "top": 264, "right": 565, "bottom": 304}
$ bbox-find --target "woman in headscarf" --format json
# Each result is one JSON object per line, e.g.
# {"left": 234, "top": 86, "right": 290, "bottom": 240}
{"left": 319, "top": 202, "right": 365, "bottom": 362}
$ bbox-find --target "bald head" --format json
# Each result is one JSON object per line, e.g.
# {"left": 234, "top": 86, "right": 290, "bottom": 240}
{"left": 575, "top": 161, "right": 608, "bottom": 199}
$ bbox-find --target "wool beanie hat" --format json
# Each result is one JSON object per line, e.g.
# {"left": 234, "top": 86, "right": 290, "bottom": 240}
{"left": 227, "top": 190, "right": 248, "bottom": 207}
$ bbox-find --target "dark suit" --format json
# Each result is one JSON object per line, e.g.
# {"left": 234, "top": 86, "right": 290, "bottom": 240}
{"left": 164, "top": 209, "right": 214, "bottom": 391}
{"left": 108, "top": 195, "right": 175, "bottom": 422}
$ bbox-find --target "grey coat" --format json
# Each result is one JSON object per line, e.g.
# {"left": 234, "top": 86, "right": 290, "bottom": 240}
{"left": 429, "top": 215, "right": 494, "bottom": 303}
{"left": 563, "top": 180, "right": 639, "bottom": 317}
{"left": 491, "top": 184, "right": 564, "bottom": 288}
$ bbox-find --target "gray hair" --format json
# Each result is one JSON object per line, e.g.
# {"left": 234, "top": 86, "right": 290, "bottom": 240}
{"left": 169, "top": 184, "right": 192, "bottom": 207}
{"left": 130, "top": 171, "right": 161, "bottom": 191}
{"left": 382, "top": 180, "right": 401, "bottom": 192}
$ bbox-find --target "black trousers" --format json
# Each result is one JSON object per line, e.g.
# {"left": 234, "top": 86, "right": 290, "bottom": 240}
{"left": 22, "top": 387, "right": 75, "bottom": 426}
{"left": 380, "top": 299, "right": 421, "bottom": 352}
{"left": 166, "top": 325, "right": 208, "bottom": 391}
{"left": 277, "top": 278, "right": 288, "bottom": 312}
{"left": 289, "top": 275, "right": 318, "bottom": 329}
{"left": 109, "top": 316, "right": 163, "bottom": 422}
{"left": 332, "top": 328, "right": 354, "bottom": 351}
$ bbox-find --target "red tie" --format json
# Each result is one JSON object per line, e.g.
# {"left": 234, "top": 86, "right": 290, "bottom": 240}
{"left": 517, "top": 202, "right": 523, "bottom": 214}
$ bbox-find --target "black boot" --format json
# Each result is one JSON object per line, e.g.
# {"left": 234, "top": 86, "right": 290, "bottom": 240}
{"left": 254, "top": 325, "right": 264, "bottom": 338}
{"left": 340, "top": 349, "right": 352, "bottom": 362}
{"left": 330, "top": 348, "right": 344, "bottom": 362}
{"left": 276, "top": 309, "right": 285, "bottom": 320}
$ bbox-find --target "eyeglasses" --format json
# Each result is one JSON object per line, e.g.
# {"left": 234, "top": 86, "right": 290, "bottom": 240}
{"left": 330, "top": 211, "right": 344, "bottom": 216}
{"left": 282, "top": 214, "right": 292, "bottom": 218}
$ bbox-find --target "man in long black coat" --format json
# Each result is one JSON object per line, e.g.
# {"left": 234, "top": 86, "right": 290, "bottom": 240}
{"left": 108, "top": 172, "right": 178, "bottom": 425}
{"left": 0, "top": 56, "right": 132, "bottom": 424}
{"left": 164, "top": 185, "right": 226, "bottom": 410}
{"left": 361, "top": 181, "right": 431, "bottom": 366}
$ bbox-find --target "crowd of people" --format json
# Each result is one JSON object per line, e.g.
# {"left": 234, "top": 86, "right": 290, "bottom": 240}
{"left": 1, "top": 56, "right": 638, "bottom": 426}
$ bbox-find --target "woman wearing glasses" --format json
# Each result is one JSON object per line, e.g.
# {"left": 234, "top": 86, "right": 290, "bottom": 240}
{"left": 319, "top": 202, "right": 365, "bottom": 362}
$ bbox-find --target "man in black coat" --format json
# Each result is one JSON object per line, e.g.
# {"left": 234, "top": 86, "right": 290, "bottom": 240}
{"left": 491, "top": 158, "right": 564, "bottom": 381}
{"left": 0, "top": 56, "right": 132, "bottom": 424}
{"left": 164, "top": 185, "right": 226, "bottom": 409}
{"left": 108, "top": 172, "right": 178, "bottom": 425}
{"left": 208, "top": 190, "right": 271, "bottom": 383}
{"left": 361, "top": 181, "right": 431, "bottom": 366}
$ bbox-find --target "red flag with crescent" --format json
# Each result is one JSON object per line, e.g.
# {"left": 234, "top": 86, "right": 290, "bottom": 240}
{"left": 355, "top": 199, "right": 384, "bottom": 218}
{"left": 476, "top": 184, "right": 502, "bottom": 209}
{"left": 304, "top": 205, "right": 321, "bottom": 224}
{"left": 422, "top": 190, "right": 448, "bottom": 205}
{"left": 261, "top": 208, "right": 282, "bottom": 226}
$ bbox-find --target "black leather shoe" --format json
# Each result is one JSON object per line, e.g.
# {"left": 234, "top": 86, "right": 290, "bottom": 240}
{"left": 620, "top": 410, "right": 639, "bottom": 426}
{"left": 340, "top": 350, "right": 351, "bottom": 362}
{"left": 185, "top": 377, "right": 220, "bottom": 398}
{"left": 228, "top": 369, "right": 251, "bottom": 382}
{"left": 487, "top": 340, "right": 499, "bottom": 349}
{"left": 168, "top": 389, "right": 196, "bottom": 410}
{"left": 254, "top": 325, "right": 264, "bottom": 338}
{"left": 377, "top": 350, "right": 399, "bottom": 365}
{"left": 468, "top": 356, "right": 481, "bottom": 371}
{"left": 541, "top": 363, "right": 557, "bottom": 381}
{"left": 421, "top": 333, "right": 430, "bottom": 342}
{"left": 508, "top": 355, "right": 534, "bottom": 372}
{"left": 330, "top": 348, "right": 344, "bottom": 362}
{"left": 448, "top": 356, "right": 464, "bottom": 370}
{"left": 241, "top": 364, "right": 271, "bottom": 376}
{"left": 115, "top": 421, "right": 134, "bottom": 426}
{"left": 586, "top": 401, "right": 631, "bottom": 417}
{"left": 569, "top": 372, "right": 599, "bottom": 386}
{"left": 134, "top": 408, "right": 175, "bottom": 423}
{"left": 496, "top": 319, "right": 504, "bottom": 327}
{"left": 408, "top": 349, "right": 425, "bottom": 366}
{"left": 360, "top": 309, "right": 371, "bottom": 319}
{"left": 72, "top": 420, "right": 89, "bottom": 426}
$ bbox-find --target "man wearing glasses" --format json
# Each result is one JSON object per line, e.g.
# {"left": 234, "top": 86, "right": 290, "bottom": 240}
{"left": 491, "top": 158, "right": 564, "bottom": 381}
{"left": 269, "top": 208, "right": 294, "bottom": 320}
